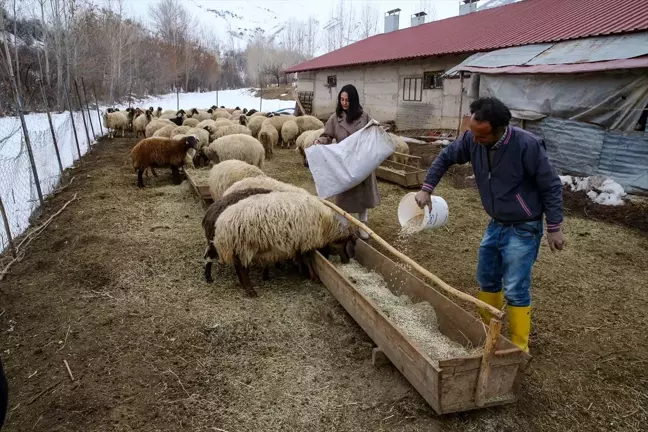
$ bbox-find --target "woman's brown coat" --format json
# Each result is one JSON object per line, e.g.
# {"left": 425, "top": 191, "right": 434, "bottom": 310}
{"left": 316, "top": 111, "right": 381, "bottom": 213}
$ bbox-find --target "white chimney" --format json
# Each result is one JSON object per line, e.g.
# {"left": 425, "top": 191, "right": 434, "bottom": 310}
{"left": 384, "top": 8, "right": 401, "bottom": 33}
{"left": 411, "top": 11, "right": 427, "bottom": 27}
{"left": 459, "top": 0, "right": 479, "bottom": 15}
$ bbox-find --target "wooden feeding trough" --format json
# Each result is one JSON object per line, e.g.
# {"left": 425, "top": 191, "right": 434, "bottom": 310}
{"left": 316, "top": 200, "right": 532, "bottom": 414}
{"left": 184, "top": 168, "right": 212, "bottom": 205}
{"left": 376, "top": 154, "right": 427, "bottom": 188}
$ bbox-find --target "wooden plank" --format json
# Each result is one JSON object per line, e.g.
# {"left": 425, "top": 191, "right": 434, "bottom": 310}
{"left": 185, "top": 170, "right": 213, "bottom": 205}
{"left": 376, "top": 166, "right": 408, "bottom": 186}
{"left": 475, "top": 319, "right": 503, "bottom": 407}
{"left": 313, "top": 252, "right": 443, "bottom": 414}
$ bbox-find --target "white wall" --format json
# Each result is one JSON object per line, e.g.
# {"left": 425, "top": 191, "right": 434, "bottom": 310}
{"left": 298, "top": 55, "right": 472, "bottom": 130}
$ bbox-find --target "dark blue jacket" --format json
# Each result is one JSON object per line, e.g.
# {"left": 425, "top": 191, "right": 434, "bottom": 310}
{"left": 422, "top": 127, "right": 563, "bottom": 232}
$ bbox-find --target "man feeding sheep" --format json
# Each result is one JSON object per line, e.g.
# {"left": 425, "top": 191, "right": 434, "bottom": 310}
{"left": 414, "top": 97, "right": 565, "bottom": 353}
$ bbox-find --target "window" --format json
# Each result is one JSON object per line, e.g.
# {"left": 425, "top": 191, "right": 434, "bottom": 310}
{"left": 326, "top": 75, "right": 337, "bottom": 87}
{"left": 423, "top": 71, "right": 444, "bottom": 89}
{"left": 402, "top": 77, "right": 422, "bottom": 102}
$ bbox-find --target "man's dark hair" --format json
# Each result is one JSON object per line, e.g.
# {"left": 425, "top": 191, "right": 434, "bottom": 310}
{"left": 336, "top": 84, "right": 363, "bottom": 123}
{"left": 469, "top": 97, "right": 511, "bottom": 129}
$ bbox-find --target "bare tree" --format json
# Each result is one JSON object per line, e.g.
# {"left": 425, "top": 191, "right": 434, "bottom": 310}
{"left": 418, "top": 0, "right": 437, "bottom": 21}
{"left": 324, "top": 0, "right": 356, "bottom": 52}
{"left": 304, "top": 16, "right": 319, "bottom": 58}
{"left": 358, "top": 2, "right": 379, "bottom": 40}
{"left": 37, "top": 0, "right": 50, "bottom": 86}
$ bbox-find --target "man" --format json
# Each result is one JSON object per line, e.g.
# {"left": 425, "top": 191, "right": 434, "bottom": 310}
{"left": 415, "top": 97, "right": 565, "bottom": 353}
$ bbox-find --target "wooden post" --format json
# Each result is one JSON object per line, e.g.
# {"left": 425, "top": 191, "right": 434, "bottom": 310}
{"left": 80, "top": 78, "right": 96, "bottom": 139}
{"left": 293, "top": 90, "right": 306, "bottom": 117}
{"left": 91, "top": 83, "right": 104, "bottom": 136}
{"left": 64, "top": 80, "right": 82, "bottom": 159}
{"left": 456, "top": 71, "right": 465, "bottom": 139}
{"left": 0, "top": 195, "right": 16, "bottom": 258}
{"left": 319, "top": 198, "right": 504, "bottom": 319}
{"left": 2, "top": 30, "right": 44, "bottom": 206}
{"left": 74, "top": 80, "right": 92, "bottom": 146}
{"left": 474, "top": 318, "right": 503, "bottom": 406}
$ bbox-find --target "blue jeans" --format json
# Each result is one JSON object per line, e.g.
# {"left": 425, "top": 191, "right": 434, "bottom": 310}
{"left": 476, "top": 220, "right": 543, "bottom": 307}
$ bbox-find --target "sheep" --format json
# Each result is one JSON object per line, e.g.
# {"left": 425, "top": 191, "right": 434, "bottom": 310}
{"left": 295, "top": 128, "right": 324, "bottom": 167}
{"left": 212, "top": 109, "right": 231, "bottom": 120}
{"left": 280, "top": 120, "right": 299, "bottom": 148}
{"left": 168, "top": 113, "right": 185, "bottom": 126}
{"left": 223, "top": 176, "right": 310, "bottom": 197}
{"left": 206, "top": 159, "right": 266, "bottom": 201}
{"left": 215, "top": 118, "right": 234, "bottom": 128}
{"left": 247, "top": 115, "right": 265, "bottom": 138}
{"left": 195, "top": 134, "right": 265, "bottom": 169}
{"left": 202, "top": 187, "right": 275, "bottom": 283}
{"left": 183, "top": 118, "right": 200, "bottom": 128}
{"left": 388, "top": 133, "right": 411, "bottom": 164}
{"left": 171, "top": 134, "right": 197, "bottom": 169}
{"left": 153, "top": 125, "right": 177, "bottom": 138}
{"left": 196, "top": 119, "right": 217, "bottom": 129}
{"left": 228, "top": 113, "right": 242, "bottom": 121}
{"left": 133, "top": 110, "right": 153, "bottom": 138}
{"left": 295, "top": 115, "right": 324, "bottom": 134}
{"left": 210, "top": 124, "right": 252, "bottom": 140}
{"left": 246, "top": 109, "right": 258, "bottom": 116}
{"left": 186, "top": 127, "right": 210, "bottom": 149}
{"left": 171, "top": 125, "right": 192, "bottom": 136}
{"left": 161, "top": 110, "right": 176, "bottom": 116}
{"left": 237, "top": 114, "right": 248, "bottom": 126}
{"left": 102, "top": 111, "right": 128, "bottom": 138}
{"left": 258, "top": 122, "right": 278, "bottom": 160}
{"left": 131, "top": 135, "right": 197, "bottom": 187}
{"left": 188, "top": 108, "right": 212, "bottom": 121}
{"left": 211, "top": 191, "right": 357, "bottom": 296}
{"left": 251, "top": 111, "right": 267, "bottom": 117}
{"left": 261, "top": 115, "right": 296, "bottom": 146}
{"left": 145, "top": 119, "right": 174, "bottom": 138}
{"left": 125, "top": 108, "right": 137, "bottom": 131}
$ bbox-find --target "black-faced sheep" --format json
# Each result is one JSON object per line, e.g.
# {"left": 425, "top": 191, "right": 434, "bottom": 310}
{"left": 202, "top": 187, "right": 274, "bottom": 284}
{"left": 261, "top": 115, "right": 296, "bottom": 146}
{"left": 194, "top": 134, "right": 264, "bottom": 169}
{"left": 131, "top": 135, "right": 197, "bottom": 187}
{"left": 280, "top": 120, "right": 299, "bottom": 148}
{"left": 246, "top": 109, "right": 257, "bottom": 116}
{"left": 133, "top": 110, "right": 153, "bottom": 138}
{"left": 103, "top": 111, "right": 128, "bottom": 138}
{"left": 211, "top": 191, "right": 357, "bottom": 296}
{"left": 247, "top": 116, "right": 265, "bottom": 138}
{"left": 189, "top": 108, "right": 212, "bottom": 121}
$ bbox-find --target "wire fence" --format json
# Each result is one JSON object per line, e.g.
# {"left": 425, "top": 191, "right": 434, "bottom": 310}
{"left": 0, "top": 80, "right": 102, "bottom": 255}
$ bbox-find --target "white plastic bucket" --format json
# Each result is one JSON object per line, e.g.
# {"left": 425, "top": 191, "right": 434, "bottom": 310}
{"left": 398, "top": 192, "right": 449, "bottom": 231}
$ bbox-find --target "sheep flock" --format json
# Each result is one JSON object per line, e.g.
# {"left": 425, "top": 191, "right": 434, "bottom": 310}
{"left": 102, "top": 102, "right": 408, "bottom": 297}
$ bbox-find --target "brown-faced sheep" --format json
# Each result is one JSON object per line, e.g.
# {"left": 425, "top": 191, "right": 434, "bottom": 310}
{"left": 206, "top": 159, "right": 266, "bottom": 201}
{"left": 280, "top": 120, "right": 299, "bottom": 148}
{"left": 131, "top": 135, "right": 197, "bottom": 187}
{"left": 102, "top": 111, "right": 128, "bottom": 138}
{"left": 212, "top": 191, "right": 357, "bottom": 296}
{"left": 258, "top": 122, "right": 278, "bottom": 160}
{"left": 202, "top": 187, "right": 274, "bottom": 283}
{"left": 194, "top": 134, "right": 264, "bottom": 168}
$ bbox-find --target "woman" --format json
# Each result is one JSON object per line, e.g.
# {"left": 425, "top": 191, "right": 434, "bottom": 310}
{"left": 314, "top": 84, "right": 380, "bottom": 240}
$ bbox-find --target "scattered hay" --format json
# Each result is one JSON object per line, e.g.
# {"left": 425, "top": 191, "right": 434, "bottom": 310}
{"left": 185, "top": 167, "right": 211, "bottom": 185}
{"left": 333, "top": 259, "right": 471, "bottom": 364}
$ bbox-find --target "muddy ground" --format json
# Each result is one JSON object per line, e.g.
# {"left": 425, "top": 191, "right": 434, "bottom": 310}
{"left": 0, "top": 135, "right": 646, "bottom": 431}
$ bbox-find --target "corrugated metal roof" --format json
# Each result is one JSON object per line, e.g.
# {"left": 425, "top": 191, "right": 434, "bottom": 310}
{"left": 285, "top": 0, "right": 648, "bottom": 73}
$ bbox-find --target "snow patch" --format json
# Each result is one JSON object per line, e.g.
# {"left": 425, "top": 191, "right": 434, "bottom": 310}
{"left": 560, "top": 175, "right": 626, "bottom": 206}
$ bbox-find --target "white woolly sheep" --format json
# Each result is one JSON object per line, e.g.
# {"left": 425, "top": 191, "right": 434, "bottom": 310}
{"left": 145, "top": 119, "right": 174, "bottom": 138}
{"left": 247, "top": 116, "right": 265, "bottom": 138}
{"left": 210, "top": 124, "right": 252, "bottom": 140}
{"left": 258, "top": 122, "right": 278, "bottom": 160}
{"left": 171, "top": 126, "right": 191, "bottom": 136}
{"left": 223, "top": 176, "right": 310, "bottom": 197}
{"left": 196, "top": 119, "right": 217, "bottom": 129}
{"left": 186, "top": 127, "right": 210, "bottom": 149}
{"left": 280, "top": 120, "right": 299, "bottom": 148}
{"left": 153, "top": 124, "right": 176, "bottom": 138}
{"left": 250, "top": 111, "right": 267, "bottom": 117}
{"left": 183, "top": 118, "right": 200, "bottom": 128}
{"left": 388, "top": 133, "right": 411, "bottom": 164}
{"left": 133, "top": 110, "right": 153, "bottom": 138}
{"left": 261, "top": 115, "right": 296, "bottom": 146}
{"left": 212, "top": 109, "right": 231, "bottom": 120}
{"left": 131, "top": 135, "right": 197, "bottom": 187}
{"left": 295, "top": 115, "right": 324, "bottom": 134}
{"left": 295, "top": 128, "right": 324, "bottom": 167}
{"left": 102, "top": 111, "right": 128, "bottom": 138}
{"left": 196, "top": 134, "right": 265, "bottom": 169}
{"left": 207, "top": 159, "right": 266, "bottom": 201}
{"left": 211, "top": 191, "right": 356, "bottom": 296}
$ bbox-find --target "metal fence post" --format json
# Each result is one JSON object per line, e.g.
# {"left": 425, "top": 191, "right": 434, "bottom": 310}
{"left": 74, "top": 80, "right": 92, "bottom": 146}
{"left": 91, "top": 83, "right": 104, "bottom": 136}
{"left": 37, "top": 78, "right": 63, "bottom": 175}
{"left": 80, "top": 78, "right": 96, "bottom": 139}
{"left": 64, "top": 80, "right": 82, "bottom": 159}
{"left": 0, "top": 195, "right": 16, "bottom": 257}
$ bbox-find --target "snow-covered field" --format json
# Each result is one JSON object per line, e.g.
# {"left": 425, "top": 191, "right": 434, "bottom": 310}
{"left": 0, "top": 89, "right": 294, "bottom": 253}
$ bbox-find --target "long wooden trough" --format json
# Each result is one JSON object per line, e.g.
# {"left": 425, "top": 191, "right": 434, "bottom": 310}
{"left": 314, "top": 241, "right": 531, "bottom": 414}
{"left": 184, "top": 168, "right": 212, "bottom": 205}
{"left": 377, "top": 154, "right": 427, "bottom": 188}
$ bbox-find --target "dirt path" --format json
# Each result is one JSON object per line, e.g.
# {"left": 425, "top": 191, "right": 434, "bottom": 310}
{"left": 1, "top": 135, "right": 647, "bottom": 431}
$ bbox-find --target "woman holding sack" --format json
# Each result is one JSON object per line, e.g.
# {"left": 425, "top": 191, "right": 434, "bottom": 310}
{"left": 313, "top": 84, "right": 380, "bottom": 240}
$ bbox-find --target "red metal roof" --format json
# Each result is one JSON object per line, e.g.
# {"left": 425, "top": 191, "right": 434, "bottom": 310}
{"left": 285, "top": 0, "right": 648, "bottom": 73}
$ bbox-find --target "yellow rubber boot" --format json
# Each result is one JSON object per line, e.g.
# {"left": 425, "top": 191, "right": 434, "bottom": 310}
{"left": 477, "top": 290, "right": 504, "bottom": 324}
{"left": 507, "top": 305, "right": 531, "bottom": 353}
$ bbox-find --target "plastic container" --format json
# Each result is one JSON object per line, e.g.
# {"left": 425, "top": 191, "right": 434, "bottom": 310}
{"left": 398, "top": 192, "right": 449, "bottom": 231}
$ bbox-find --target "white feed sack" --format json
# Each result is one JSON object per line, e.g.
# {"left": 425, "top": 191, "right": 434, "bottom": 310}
{"left": 306, "top": 120, "right": 396, "bottom": 199}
